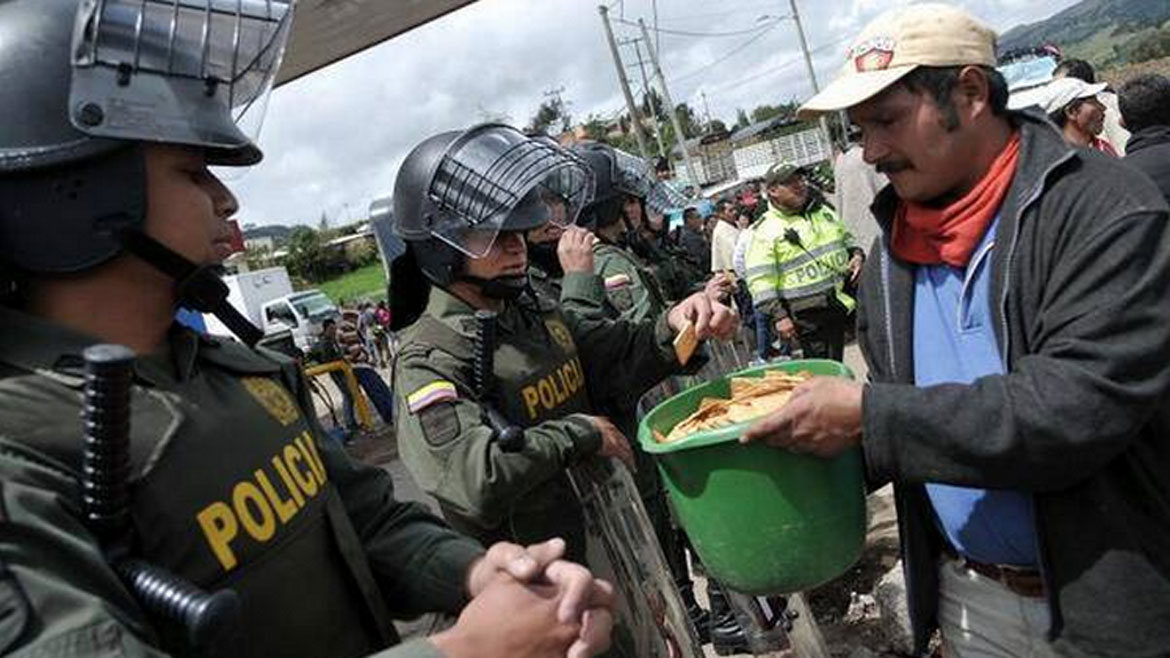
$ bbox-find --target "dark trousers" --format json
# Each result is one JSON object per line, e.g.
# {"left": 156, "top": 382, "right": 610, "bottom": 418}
{"left": 328, "top": 371, "right": 358, "bottom": 430}
{"left": 793, "top": 304, "right": 849, "bottom": 361}
{"left": 353, "top": 367, "right": 395, "bottom": 424}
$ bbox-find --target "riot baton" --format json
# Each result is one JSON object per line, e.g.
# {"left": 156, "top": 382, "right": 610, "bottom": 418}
{"left": 473, "top": 311, "right": 525, "bottom": 452}
{"left": 82, "top": 344, "right": 240, "bottom": 650}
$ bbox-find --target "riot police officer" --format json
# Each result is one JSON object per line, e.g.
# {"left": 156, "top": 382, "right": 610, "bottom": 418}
{"left": 0, "top": 2, "right": 613, "bottom": 657}
{"left": 390, "top": 124, "right": 736, "bottom": 562}
{"left": 570, "top": 143, "right": 760, "bottom": 651}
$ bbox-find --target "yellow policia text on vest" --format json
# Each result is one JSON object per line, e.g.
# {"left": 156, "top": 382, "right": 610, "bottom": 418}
{"left": 195, "top": 431, "right": 328, "bottom": 571}
{"left": 521, "top": 357, "right": 586, "bottom": 421}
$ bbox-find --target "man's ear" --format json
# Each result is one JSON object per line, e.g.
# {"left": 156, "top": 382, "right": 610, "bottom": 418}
{"left": 956, "top": 65, "right": 992, "bottom": 115}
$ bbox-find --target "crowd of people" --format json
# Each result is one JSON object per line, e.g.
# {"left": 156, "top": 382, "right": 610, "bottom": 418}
{"left": 1, "top": 2, "right": 1168, "bottom": 658}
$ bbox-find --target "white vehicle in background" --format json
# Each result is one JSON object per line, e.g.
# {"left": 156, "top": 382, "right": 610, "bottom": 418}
{"left": 202, "top": 267, "right": 338, "bottom": 351}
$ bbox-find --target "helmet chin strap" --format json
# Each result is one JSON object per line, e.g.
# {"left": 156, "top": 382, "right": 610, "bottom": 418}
{"left": 117, "top": 229, "right": 264, "bottom": 347}
{"left": 458, "top": 273, "right": 530, "bottom": 301}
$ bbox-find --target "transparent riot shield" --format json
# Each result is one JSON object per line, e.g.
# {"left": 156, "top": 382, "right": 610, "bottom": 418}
{"left": 567, "top": 458, "right": 704, "bottom": 658}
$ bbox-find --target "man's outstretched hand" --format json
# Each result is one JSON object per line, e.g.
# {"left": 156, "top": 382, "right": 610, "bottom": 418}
{"left": 740, "top": 376, "right": 864, "bottom": 458}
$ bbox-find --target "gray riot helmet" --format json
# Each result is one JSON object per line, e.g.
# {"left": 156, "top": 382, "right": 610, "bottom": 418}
{"left": 572, "top": 142, "right": 683, "bottom": 233}
{"left": 0, "top": 0, "right": 294, "bottom": 345}
{"left": 392, "top": 124, "right": 592, "bottom": 296}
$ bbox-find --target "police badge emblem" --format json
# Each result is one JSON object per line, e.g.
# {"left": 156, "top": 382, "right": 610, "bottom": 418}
{"left": 242, "top": 377, "right": 301, "bottom": 426}
{"left": 545, "top": 318, "right": 576, "bottom": 353}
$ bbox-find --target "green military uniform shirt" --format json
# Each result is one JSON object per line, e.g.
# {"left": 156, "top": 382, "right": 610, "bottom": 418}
{"left": 631, "top": 233, "right": 705, "bottom": 303}
{"left": 392, "top": 275, "right": 681, "bottom": 563}
{"left": 0, "top": 307, "right": 481, "bottom": 658}
{"left": 592, "top": 242, "right": 670, "bottom": 324}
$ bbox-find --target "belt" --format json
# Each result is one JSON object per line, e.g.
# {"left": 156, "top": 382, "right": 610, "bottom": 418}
{"left": 783, "top": 293, "right": 832, "bottom": 313}
{"left": 943, "top": 548, "right": 1046, "bottom": 599}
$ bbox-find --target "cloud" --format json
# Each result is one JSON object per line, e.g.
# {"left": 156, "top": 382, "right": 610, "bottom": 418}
{"left": 233, "top": 0, "right": 1081, "bottom": 227}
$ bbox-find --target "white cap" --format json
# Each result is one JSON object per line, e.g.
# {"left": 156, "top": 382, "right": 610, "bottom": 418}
{"left": 1007, "top": 77, "right": 1109, "bottom": 114}
{"left": 798, "top": 3, "right": 997, "bottom": 119}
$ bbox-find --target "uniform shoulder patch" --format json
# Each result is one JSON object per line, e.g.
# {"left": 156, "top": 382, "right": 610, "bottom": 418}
{"left": 406, "top": 380, "right": 458, "bottom": 414}
{"left": 418, "top": 403, "right": 461, "bottom": 447}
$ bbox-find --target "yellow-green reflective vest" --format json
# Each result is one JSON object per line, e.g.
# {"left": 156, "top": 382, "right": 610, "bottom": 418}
{"left": 745, "top": 203, "right": 856, "bottom": 312}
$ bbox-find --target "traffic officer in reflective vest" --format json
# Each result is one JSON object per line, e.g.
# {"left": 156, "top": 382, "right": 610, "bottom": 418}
{"left": 390, "top": 125, "right": 737, "bottom": 565}
{"left": 0, "top": 3, "right": 614, "bottom": 657}
{"left": 745, "top": 163, "right": 865, "bottom": 360}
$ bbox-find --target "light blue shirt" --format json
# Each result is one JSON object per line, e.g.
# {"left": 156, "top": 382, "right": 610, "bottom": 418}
{"left": 913, "top": 216, "right": 1038, "bottom": 567}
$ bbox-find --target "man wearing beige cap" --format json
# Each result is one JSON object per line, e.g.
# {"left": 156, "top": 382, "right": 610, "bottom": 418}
{"left": 741, "top": 4, "right": 1170, "bottom": 657}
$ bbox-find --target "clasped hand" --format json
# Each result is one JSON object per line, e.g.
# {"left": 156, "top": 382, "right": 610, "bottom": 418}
{"left": 434, "top": 538, "right": 614, "bottom": 658}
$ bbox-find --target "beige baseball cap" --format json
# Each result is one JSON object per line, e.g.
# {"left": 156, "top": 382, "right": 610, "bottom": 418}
{"left": 797, "top": 3, "right": 997, "bottom": 119}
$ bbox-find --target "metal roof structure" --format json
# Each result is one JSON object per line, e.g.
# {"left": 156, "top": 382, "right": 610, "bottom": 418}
{"left": 729, "top": 115, "right": 799, "bottom": 144}
{"left": 276, "top": 0, "right": 479, "bottom": 86}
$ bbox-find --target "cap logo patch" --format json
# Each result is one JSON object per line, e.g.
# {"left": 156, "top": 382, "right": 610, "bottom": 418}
{"left": 851, "top": 37, "right": 896, "bottom": 72}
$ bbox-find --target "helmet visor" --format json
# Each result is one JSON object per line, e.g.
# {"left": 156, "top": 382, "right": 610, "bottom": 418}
{"left": 645, "top": 178, "right": 691, "bottom": 215}
{"left": 69, "top": 0, "right": 295, "bottom": 166}
{"left": 429, "top": 125, "right": 592, "bottom": 258}
{"left": 610, "top": 148, "right": 656, "bottom": 200}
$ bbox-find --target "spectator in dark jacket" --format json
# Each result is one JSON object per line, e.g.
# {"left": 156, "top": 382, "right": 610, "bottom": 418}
{"left": 744, "top": 5, "right": 1170, "bottom": 658}
{"left": 1118, "top": 73, "right": 1170, "bottom": 204}
{"left": 679, "top": 207, "right": 711, "bottom": 272}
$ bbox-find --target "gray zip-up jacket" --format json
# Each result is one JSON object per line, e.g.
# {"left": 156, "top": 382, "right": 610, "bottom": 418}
{"left": 856, "top": 110, "right": 1170, "bottom": 657}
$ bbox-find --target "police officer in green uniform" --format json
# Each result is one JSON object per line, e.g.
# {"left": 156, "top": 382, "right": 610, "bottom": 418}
{"left": 390, "top": 125, "right": 737, "bottom": 566}
{"left": 568, "top": 144, "right": 763, "bottom": 651}
{"left": 569, "top": 144, "right": 675, "bottom": 324}
{"left": 0, "top": 3, "right": 614, "bottom": 657}
{"left": 745, "top": 163, "right": 865, "bottom": 360}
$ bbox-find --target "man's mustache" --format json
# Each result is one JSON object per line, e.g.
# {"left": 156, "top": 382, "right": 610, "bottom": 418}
{"left": 875, "top": 160, "right": 911, "bottom": 175}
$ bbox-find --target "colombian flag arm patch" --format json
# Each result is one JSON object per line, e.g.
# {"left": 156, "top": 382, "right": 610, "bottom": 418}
{"left": 407, "top": 380, "right": 458, "bottom": 414}
{"left": 604, "top": 274, "right": 631, "bottom": 290}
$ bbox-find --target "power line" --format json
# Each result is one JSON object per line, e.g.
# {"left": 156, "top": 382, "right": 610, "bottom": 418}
{"left": 697, "top": 35, "right": 849, "bottom": 96}
{"left": 651, "top": 2, "right": 779, "bottom": 24}
{"left": 613, "top": 16, "right": 783, "bottom": 38}
{"left": 667, "top": 21, "right": 780, "bottom": 85}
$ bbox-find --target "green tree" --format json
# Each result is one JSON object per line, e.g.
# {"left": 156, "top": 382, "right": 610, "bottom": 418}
{"left": 528, "top": 90, "right": 572, "bottom": 135}
{"left": 674, "top": 102, "right": 702, "bottom": 139}
{"left": 641, "top": 88, "right": 666, "bottom": 121}
{"left": 583, "top": 114, "right": 610, "bottom": 141}
{"left": 1129, "top": 26, "right": 1170, "bottom": 63}
{"left": 285, "top": 226, "right": 327, "bottom": 283}
{"left": 750, "top": 101, "right": 799, "bottom": 124}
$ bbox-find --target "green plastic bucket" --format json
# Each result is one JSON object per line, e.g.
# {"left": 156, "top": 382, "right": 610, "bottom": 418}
{"left": 638, "top": 359, "right": 866, "bottom": 595}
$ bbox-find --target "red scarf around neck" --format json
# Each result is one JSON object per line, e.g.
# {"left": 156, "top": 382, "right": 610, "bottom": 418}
{"left": 892, "top": 132, "right": 1021, "bottom": 268}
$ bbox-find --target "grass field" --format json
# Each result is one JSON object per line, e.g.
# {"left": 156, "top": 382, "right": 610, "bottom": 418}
{"left": 316, "top": 263, "right": 387, "bottom": 304}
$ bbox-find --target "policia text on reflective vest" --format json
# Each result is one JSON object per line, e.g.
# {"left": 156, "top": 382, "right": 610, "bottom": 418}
{"left": 745, "top": 203, "right": 857, "bottom": 313}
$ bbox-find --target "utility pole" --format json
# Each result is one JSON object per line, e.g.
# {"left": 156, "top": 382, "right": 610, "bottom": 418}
{"left": 638, "top": 18, "right": 700, "bottom": 189}
{"left": 788, "top": 0, "right": 834, "bottom": 153}
{"left": 700, "top": 90, "right": 714, "bottom": 129}
{"left": 599, "top": 5, "right": 650, "bottom": 158}
{"left": 632, "top": 38, "right": 668, "bottom": 159}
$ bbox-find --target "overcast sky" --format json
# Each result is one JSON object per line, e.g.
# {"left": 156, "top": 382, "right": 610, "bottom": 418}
{"left": 232, "top": 0, "right": 1081, "bottom": 229}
